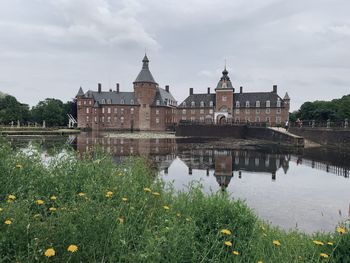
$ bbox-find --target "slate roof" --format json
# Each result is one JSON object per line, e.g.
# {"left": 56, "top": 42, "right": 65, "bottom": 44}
{"left": 134, "top": 54, "right": 157, "bottom": 84}
{"left": 83, "top": 91, "right": 138, "bottom": 105}
{"left": 283, "top": 92, "right": 290, "bottom": 100}
{"left": 178, "top": 93, "right": 216, "bottom": 108}
{"left": 234, "top": 92, "right": 285, "bottom": 107}
{"left": 152, "top": 87, "right": 177, "bottom": 106}
{"left": 76, "top": 87, "right": 84, "bottom": 97}
{"left": 216, "top": 67, "right": 234, "bottom": 90}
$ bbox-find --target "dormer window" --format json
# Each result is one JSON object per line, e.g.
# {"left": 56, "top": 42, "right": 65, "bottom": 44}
{"left": 121, "top": 99, "right": 125, "bottom": 104}
{"left": 236, "top": 101, "right": 240, "bottom": 108}
{"left": 277, "top": 98, "right": 281, "bottom": 107}
{"left": 183, "top": 102, "right": 186, "bottom": 107}
{"left": 130, "top": 99, "right": 134, "bottom": 105}
{"left": 200, "top": 101, "right": 204, "bottom": 107}
{"left": 156, "top": 100, "right": 160, "bottom": 106}
{"left": 191, "top": 101, "right": 195, "bottom": 107}
{"left": 107, "top": 99, "right": 112, "bottom": 104}
{"left": 209, "top": 101, "right": 213, "bottom": 107}
{"left": 101, "top": 99, "right": 106, "bottom": 104}
{"left": 266, "top": 100, "right": 271, "bottom": 108}
{"left": 245, "top": 101, "right": 250, "bottom": 108}
{"left": 256, "top": 101, "right": 260, "bottom": 107}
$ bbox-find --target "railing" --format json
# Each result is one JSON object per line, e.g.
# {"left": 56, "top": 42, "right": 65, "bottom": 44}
{"left": 290, "top": 119, "right": 349, "bottom": 129}
{"left": 178, "top": 120, "right": 271, "bottom": 127}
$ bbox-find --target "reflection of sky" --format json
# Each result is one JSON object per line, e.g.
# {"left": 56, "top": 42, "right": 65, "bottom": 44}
{"left": 160, "top": 157, "right": 350, "bottom": 233}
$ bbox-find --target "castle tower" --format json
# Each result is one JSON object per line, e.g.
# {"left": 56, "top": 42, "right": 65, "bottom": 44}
{"left": 214, "top": 66, "right": 234, "bottom": 123}
{"left": 133, "top": 54, "right": 158, "bottom": 130}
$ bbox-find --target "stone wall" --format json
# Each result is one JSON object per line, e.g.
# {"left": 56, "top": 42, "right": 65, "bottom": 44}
{"left": 289, "top": 127, "right": 350, "bottom": 148}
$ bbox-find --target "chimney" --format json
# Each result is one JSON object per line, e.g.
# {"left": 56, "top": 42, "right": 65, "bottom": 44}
{"left": 240, "top": 86, "right": 243, "bottom": 93}
{"left": 109, "top": 88, "right": 112, "bottom": 92}
{"left": 98, "top": 83, "right": 102, "bottom": 93}
{"left": 190, "top": 88, "right": 193, "bottom": 95}
{"left": 165, "top": 85, "right": 169, "bottom": 92}
{"left": 273, "top": 85, "right": 277, "bottom": 93}
{"left": 207, "top": 87, "right": 210, "bottom": 94}
{"left": 116, "top": 83, "right": 120, "bottom": 93}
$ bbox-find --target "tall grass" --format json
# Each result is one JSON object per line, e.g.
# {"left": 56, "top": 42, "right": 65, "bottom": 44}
{"left": 0, "top": 140, "right": 349, "bottom": 262}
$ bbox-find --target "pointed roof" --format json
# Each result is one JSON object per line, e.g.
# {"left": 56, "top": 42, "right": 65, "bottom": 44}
{"left": 134, "top": 54, "right": 157, "bottom": 84}
{"left": 283, "top": 92, "right": 290, "bottom": 100}
{"left": 76, "top": 87, "right": 84, "bottom": 97}
{"left": 215, "top": 66, "right": 234, "bottom": 90}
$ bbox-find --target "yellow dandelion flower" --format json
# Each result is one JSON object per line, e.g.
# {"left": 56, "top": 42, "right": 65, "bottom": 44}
{"left": 232, "top": 251, "right": 239, "bottom": 256}
{"left": 122, "top": 197, "right": 128, "bottom": 202}
{"left": 273, "top": 240, "right": 281, "bottom": 246}
{"left": 16, "top": 164, "right": 23, "bottom": 169}
{"left": 152, "top": 192, "right": 160, "bottom": 196}
{"left": 50, "top": 196, "right": 57, "bottom": 201}
{"left": 143, "top": 187, "right": 152, "bottom": 192}
{"left": 4, "top": 219, "right": 12, "bottom": 225}
{"left": 220, "top": 229, "right": 232, "bottom": 235}
{"left": 49, "top": 207, "right": 57, "bottom": 212}
{"left": 44, "top": 248, "right": 55, "bottom": 257}
{"left": 258, "top": 261, "right": 263, "bottom": 263}
{"left": 105, "top": 191, "right": 113, "bottom": 198}
{"left": 163, "top": 205, "right": 170, "bottom": 210}
{"left": 118, "top": 172, "right": 123, "bottom": 176}
{"left": 320, "top": 253, "right": 329, "bottom": 258}
{"left": 313, "top": 240, "right": 324, "bottom": 246}
{"left": 67, "top": 244, "right": 78, "bottom": 253}
{"left": 176, "top": 213, "right": 181, "bottom": 217}
{"left": 36, "top": 200, "right": 44, "bottom": 205}
{"left": 8, "top": 194, "right": 16, "bottom": 200}
{"left": 78, "top": 192, "right": 85, "bottom": 197}
{"left": 118, "top": 217, "right": 124, "bottom": 224}
{"left": 327, "top": 242, "right": 333, "bottom": 246}
{"left": 336, "top": 226, "right": 346, "bottom": 234}
{"left": 224, "top": 241, "right": 233, "bottom": 247}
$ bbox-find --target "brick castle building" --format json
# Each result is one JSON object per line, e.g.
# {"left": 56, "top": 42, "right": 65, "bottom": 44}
{"left": 76, "top": 55, "right": 290, "bottom": 130}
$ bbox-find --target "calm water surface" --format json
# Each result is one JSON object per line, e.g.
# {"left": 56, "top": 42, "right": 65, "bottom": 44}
{"left": 7, "top": 132, "right": 350, "bottom": 233}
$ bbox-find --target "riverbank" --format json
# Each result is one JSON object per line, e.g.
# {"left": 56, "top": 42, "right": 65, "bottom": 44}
{"left": 0, "top": 128, "right": 80, "bottom": 136}
{"left": 0, "top": 141, "right": 349, "bottom": 262}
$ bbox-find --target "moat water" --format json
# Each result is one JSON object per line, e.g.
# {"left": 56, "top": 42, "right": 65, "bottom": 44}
{"left": 6, "top": 132, "right": 350, "bottom": 233}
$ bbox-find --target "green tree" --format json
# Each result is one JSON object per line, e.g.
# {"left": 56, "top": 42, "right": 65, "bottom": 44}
{"left": 31, "top": 98, "right": 66, "bottom": 127}
{"left": 0, "top": 95, "right": 30, "bottom": 124}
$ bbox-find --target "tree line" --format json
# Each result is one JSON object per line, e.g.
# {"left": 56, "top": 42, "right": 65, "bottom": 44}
{"left": 290, "top": 94, "right": 350, "bottom": 122}
{"left": 0, "top": 94, "right": 77, "bottom": 127}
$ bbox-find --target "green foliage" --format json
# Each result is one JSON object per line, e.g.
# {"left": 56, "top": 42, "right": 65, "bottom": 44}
{"left": 31, "top": 98, "right": 66, "bottom": 126}
{"left": 0, "top": 95, "right": 30, "bottom": 124}
{"left": 294, "top": 95, "right": 350, "bottom": 121}
{"left": 0, "top": 141, "right": 349, "bottom": 262}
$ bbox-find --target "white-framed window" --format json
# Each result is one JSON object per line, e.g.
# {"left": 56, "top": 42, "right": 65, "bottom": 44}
{"left": 209, "top": 109, "right": 213, "bottom": 114}
{"left": 266, "top": 108, "right": 271, "bottom": 114}
{"left": 200, "top": 101, "right": 204, "bottom": 107}
{"left": 222, "top": 96, "right": 227, "bottom": 102}
{"left": 121, "top": 108, "right": 124, "bottom": 114}
{"left": 102, "top": 116, "right": 105, "bottom": 122}
{"left": 182, "top": 116, "right": 186, "bottom": 120}
{"left": 256, "top": 101, "right": 260, "bottom": 107}
{"left": 190, "top": 116, "right": 195, "bottom": 121}
{"left": 182, "top": 109, "right": 186, "bottom": 115}
{"left": 114, "top": 108, "right": 118, "bottom": 114}
{"left": 276, "top": 117, "right": 281, "bottom": 124}
{"left": 191, "top": 101, "right": 195, "bottom": 107}
{"left": 131, "top": 108, "right": 134, "bottom": 114}
{"left": 130, "top": 99, "right": 134, "bottom": 105}
{"left": 200, "top": 109, "right": 204, "bottom": 114}
{"left": 200, "top": 116, "right": 204, "bottom": 121}
{"left": 107, "top": 108, "right": 111, "bottom": 114}
{"left": 245, "top": 109, "right": 250, "bottom": 114}
{"left": 89, "top": 101, "right": 92, "bottom": 105}
{"left": 191, "top": 109, "right": 195, "bottom": 115}
{"left": 86, "top": 116, "right": 89, "bottom": 122}
{"left": 94, "top": 116, "right": 97, "bottom": 122}
{"left": 156, "top": 109, "right": 159, "bottom": 115}
{"left": 266, "top": 100, "right": 270, "bottom": 108}
{"left": 120, "top": 116, "right": 124, "bottom": 124}
{"left": 183, "top": 102, "right": 186, "bottom": 107}
{"left": 277, "top": 98, "right": 281, "bottom": 107}
{"left": 86, "top": 108, "right": 89, "bottom": 114}
{"left": 236, "top": 101, "right": 240, "bottom": 108}
{"left": 256, "top": 109, "right": 260, "bottom": 114}
{"left": 107, "top": 99, "right": 111, "bottom": 104}
{"left": 277, "top": 108, "right": 281, "bottom": 114}
{"left": 102, "top": 108, "right": 105, "bottom": 114}
{"left": 209, "top": 101, "right": 213, "bottom": 107}
{"left": 78, "top": 101, "right": 81, "bottom": 105}
{"left": 156, "top": 118, "right": 159, "bottom": 124}
{"left": 256, "top": 116, "right": 260, "bottom": 122}
{"left": 121, "top": 99, "right": 125, "bottom": 104}
{"left": 246, "top": 101, "right": 250, "bottom": 108}
{"left": 107, "top": 116, "right": 111, "bottom": 122}
{"left": 101, "top": 99, "right": 105, "bottom": 104}
{"left": 84, "top": 101, "right": 86, "bottom": 105}
{"left": 235, "top": 109, "right": 240, "bottom": 114}
{"left": 156, "top": 100, "right": 160, "bottom": 106}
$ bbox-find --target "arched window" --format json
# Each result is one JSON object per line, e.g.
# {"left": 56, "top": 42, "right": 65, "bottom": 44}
{"left": 277, "top": 98, "right": 281, "bottom": 107}
{"left": 121, "top": 99, "right": 125, "bottom": 104}
{"left": 107, "top": 99, "right": 111, "bottom": 104}
{"left": 101, "top": 99, "right": 106, "bottom": 104}
{"left": 236, "top": 101, "right": 240, "bottom": 108}
{"left": 191, "top": 101, "right": 195, "bottom": 107}
{"left": 245, "top": 101, "right": 250, "bottom": 108}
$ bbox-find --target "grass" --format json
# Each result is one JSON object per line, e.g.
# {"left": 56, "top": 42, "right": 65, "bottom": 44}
{"left": 0, "top": 140, "right": 349, "bottom": 262}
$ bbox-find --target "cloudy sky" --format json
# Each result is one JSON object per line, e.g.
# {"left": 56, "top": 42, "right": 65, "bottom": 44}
{"left": 0, "top": 0, "right": 349, "bottom": 111}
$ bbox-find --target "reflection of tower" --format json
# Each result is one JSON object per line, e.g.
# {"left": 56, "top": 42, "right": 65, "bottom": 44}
{"left": 214, "top": 153, "right": 233, "bottom": 190}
